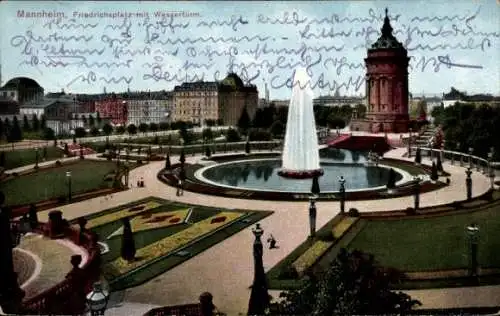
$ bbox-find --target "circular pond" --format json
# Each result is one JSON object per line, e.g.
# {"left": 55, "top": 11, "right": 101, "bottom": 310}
{"left": 195, "top": 149, "right": 411, "bottom": 193}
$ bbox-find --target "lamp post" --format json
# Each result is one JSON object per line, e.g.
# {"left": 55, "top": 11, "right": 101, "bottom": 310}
{"left": 465, "top": 168, "right": 472, "bottom": 201}
{"left": 339, "top": 176, "right": 346, "bottom": 214}
{"left": 86, "top": 281, "right": 109, "bottom": 316}
{"left": 469, "top": 147, "right": 474, "bottom": 169}
{"left": 488, "top": 148, "right": 495, "bottom": 190}
{"left": 408, "top": 128, "right": 412, "bottom": 158}
{"left": 458, "top": 142, "right": 464, "bottom": 167}
{"left": 413, "top": 176, "right": 421, "bottom": 211}
{"left": 465, "top": 224, "right": 480, "bottom": 278}
{"left": 247, "top": 223, "right": 270, "bottom": 315}
{"left": 35, "top": 147, "right": 39, "bottom": 169}
{"left": 66, "top": 171, "right": 72, "bottom": 203}
{"left": 308, "top": 196, "right": 317, "bottom": 238}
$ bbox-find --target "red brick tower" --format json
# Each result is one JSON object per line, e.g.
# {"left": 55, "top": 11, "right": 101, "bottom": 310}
{"left": 363, "top": 8, "right": 410, "bottom": 133}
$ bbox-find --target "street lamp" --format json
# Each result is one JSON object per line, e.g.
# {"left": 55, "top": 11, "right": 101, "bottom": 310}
{"left": 488, "top": 148, "right": 495, "bottom": 190}
{"left": 66, "top": 171, "right": 72, "bottom": 202}
{"left": 308, "top": 196, "right": 317, "bottom": 238}
{"left": 469, "top": 147, "right": 474, "bottom": 169}
{"left": 465, "top": 168, "right": 472, "bottom": 201}
{"left": 465, "top": 224, "right": 480, "bottom": 278}
{"left": 34, "top": 147, "right": 39, "bottom": 169}
{"left": 408, "top": 128, "right": 413, "bottom": 158}
{"left": 413, "top": 176, "right": 421, "bottom": 211}
{"left": 86, "top": 281, "right": 109, "bottom": 316}
{"left": 339, "top": 176, "right": 346, "bottom": 214}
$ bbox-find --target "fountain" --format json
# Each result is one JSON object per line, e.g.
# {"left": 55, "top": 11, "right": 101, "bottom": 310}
{"left": 278, "top": 68, "right": 324, "bottom": 179}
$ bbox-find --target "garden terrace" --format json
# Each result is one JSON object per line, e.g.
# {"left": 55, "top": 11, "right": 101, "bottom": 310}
{"left": 73, "top": 197, "right": 273, "bottom": 291}
{"left": 266, "top": 189, "right": 500, "bottom": 291}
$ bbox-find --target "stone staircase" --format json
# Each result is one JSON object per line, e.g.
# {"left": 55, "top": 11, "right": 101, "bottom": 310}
{"left": 414, "top": 125, "right": 437, "bottom": 148}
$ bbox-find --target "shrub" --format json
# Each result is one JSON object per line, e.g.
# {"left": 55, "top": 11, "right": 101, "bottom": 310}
{"left": 348, "top": 208, "right": 359, "bottom": 217}
{"left": 279, "top": 266, "right": 299, "bottom": 279}
{"left": 137, "top": 160, "right": 143, "bottom": 165}
{"left": 205, "top": 146, "right": 211, "bottom": 158}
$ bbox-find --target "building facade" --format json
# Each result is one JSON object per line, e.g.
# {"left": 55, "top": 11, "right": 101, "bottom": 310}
{"left": 173, "top": 73, "right": 258, "bottom": 126}
{"left": 351, "top": 9, "right": 410, "bottom": 133}
{"left": 313, "top": 95, "right": 364, "bottom": 107}
{"left": 122, "top": 90, "right": 173, "bottom": 126}
{"left": 94, "top": 94, "right": 128, "bottom": 126}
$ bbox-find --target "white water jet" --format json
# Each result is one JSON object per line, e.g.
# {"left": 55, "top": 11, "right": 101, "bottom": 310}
{"left": 279, "top": 67, "right": 323, "bottom": 178}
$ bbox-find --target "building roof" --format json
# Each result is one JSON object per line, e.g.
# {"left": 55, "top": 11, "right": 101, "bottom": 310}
{"left": 174, "top": 73, "right": 257, "bottom": 92}
{"left": 1, "top": 77, "right": 43, "bottom": 90}
{"left": 370, "top": 8, "right": 404, "bottom": 50}
{"left": 118, "top": 90, "right": 173, "bottom": 100}
{"left": 21, "top": 97, "right": 73, "bottom": 109}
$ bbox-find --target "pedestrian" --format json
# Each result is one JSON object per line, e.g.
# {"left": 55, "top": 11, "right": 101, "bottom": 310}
{"left": 267, "top": 234, "right": 278, "bottom": 249}
{"left": 176, "top": 178, "right": 182, "bottom": 196}
{"left": 140, "top": 177, "right": 145, "bottom": 187}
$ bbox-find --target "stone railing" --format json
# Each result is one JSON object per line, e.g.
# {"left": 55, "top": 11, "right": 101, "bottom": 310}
{"left": 18, "top": 219, "right": 101, "bottom": 315}
{"left": 409, "top": 146, "right": 499, "bottom": 176}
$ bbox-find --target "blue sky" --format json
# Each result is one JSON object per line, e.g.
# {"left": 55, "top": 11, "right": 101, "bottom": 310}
{"left": 1, "top": 0, "right": 498, "bottom": 99}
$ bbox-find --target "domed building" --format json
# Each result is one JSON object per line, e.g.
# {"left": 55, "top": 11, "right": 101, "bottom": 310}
{"left": 0, "top": 77, "right": 44, "bottom": 105}
{"left": 173, "top": 73, "right": 258, "bottom": 126}
{"left": 350, "top": 9, "right": 410, "bottom": 133}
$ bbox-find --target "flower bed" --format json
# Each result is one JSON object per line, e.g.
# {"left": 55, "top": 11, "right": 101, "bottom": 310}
{"left": 109, "top": 211, "right": 244, "bottom": 274}
{"left": 332, "top": 217, "right": 358, "bottom": 239}
{"left": 292, "top": 240, "right": 333, "bottom": 276}
{"left": 86, "top": 201, "right": 163, "bottom": 228}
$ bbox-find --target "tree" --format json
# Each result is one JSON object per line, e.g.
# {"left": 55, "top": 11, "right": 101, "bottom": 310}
{"left": 226, "top": 128, "right": 240, "bottom": 142}
{"left": 138, "top": 123, "right": 149, "bottom": 134}
{"left": 165, "top": 153, "right": 171, "bottom": 170}
{"left": 237, "top": 106, "right": 251, "bottom": 133}
{"left": 430, "top": 162, "right": 439, "bottom": 181}
{"left": 159, "top": 122, "right": 170, "bottom": 131}
{"left": 149, "top": 122, "right": 158, "bottom": 132}
{"left": 245, "top": 140, "right": 251, "bottom": 154}
{"left": 8, "top": 116, "right": 23, "bottom": 142}
{"left": 28, "top": 204, "right": 38, "bottom": 229}
{"left": 88, "top": 115, "right": 95, "bottom": 127}
{"left": 96, "top": 112, "right": 102, "bottom": 127}
{"left": 116, "top": 126, "right": 126, "bottom": 134}
{"left": 22, "top": 115, "right": 31, "bottom": 132}
{"left": 31, "top": 114, "right": 40, "bottom": 131}
{"left": 414, "top": 147, "right": 422, "bottom": 164}
{"left": 102, "top": 123, "right": 113, "bottom": 136}
{"left": 270, "top": 120, "right": 285, "bottom": 138}
{"left": 74, "top": 127, "right": 86, "bottom": 138}
{"left": 275, "top": 249, "right": 421, "bottom": 315}
{"left": 82, "top": 115, "right": 87, "bottom": 126}
{"left": 205, "top": 146, "right": 211, "bottom": 158}
{"left": 202, "top": 127, "right": 213, "bottom": 141}
{"left": 179, "top": 149, "right": 186, "bottom": 165}
{"left": 127, "top": 124, "right": 137, "bottom": 135}
{"left": 43, "top": 128, "right": 55, "bottom": 141}
{"left": 178, "top": 125, "right": 192, "bottom": 144}
{"left": 0, "top": 119, "right": 4, "bottom": 140}
{"left": 40, "top": 114, "right": 46, "bottom": 129}
{"left": 90, "top": 127, "right": 100, "bottom": 136}
{"left": 311, "top": 176, "right": 320, "bottom": 195}
{"left": 0, "top": 151, "right": 5, "bottom": 167}
{"left": 120, "top": 217, "right": 136, "bottom": 261}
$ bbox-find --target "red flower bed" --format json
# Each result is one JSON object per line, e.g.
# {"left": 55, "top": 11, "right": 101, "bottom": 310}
{"left": 147, "top": 215, "right": 173, "bottom": 223}
{"left": 141, "top": 212, "right": 153, "bottom": 219}
{"left": 169, "top": 217, "right": 181, "bottom": 223}
{"left": 129, "top": 205, "right": 145, "bottom": 212}
{"left": 210, "top": 216, "right": 226, "bottom": 224}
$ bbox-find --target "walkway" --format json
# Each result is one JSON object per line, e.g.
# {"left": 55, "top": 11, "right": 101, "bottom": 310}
{"left": 28, "top": 147, "right": 497, "bottom": 314}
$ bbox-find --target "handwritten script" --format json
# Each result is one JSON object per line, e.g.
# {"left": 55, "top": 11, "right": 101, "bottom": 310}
{"left": 7, "top": 6, "right": 499, "bottom": 94}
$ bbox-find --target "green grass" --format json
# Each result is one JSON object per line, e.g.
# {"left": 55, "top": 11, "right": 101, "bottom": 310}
{"left": 1, "top": 146, "right": 64, "bottom": 169}
{"left": 347, "top": 203, "right": 500, "bottom": 272}
{"left": 0, "top": 160, "right": 118, "bottom": 206}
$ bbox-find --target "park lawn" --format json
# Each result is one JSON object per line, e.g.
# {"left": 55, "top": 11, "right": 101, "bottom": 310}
{"left": 0, "top": 160, "right": 118, "bottom": 206}
{"left": 347, "top": 205, "right": 500, "bottom": 272}
{"left": 2, "top": 146, "right": 64, "bottom": 170}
